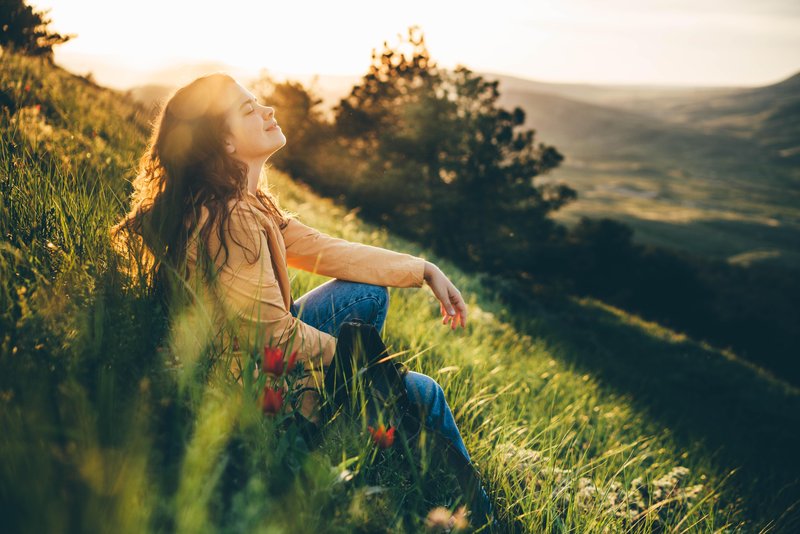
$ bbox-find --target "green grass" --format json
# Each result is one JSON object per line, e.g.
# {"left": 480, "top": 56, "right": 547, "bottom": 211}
{"left": 2, "top": 50, "right": 799, "bottom": 532}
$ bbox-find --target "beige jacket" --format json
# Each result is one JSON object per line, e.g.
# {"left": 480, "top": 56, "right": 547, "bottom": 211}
{"left": 185, "top": 191, "right": 426, "bottom": 368}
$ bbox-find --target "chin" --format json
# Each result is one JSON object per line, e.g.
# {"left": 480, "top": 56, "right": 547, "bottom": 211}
{"left": 273, "top": 134, "right": 287, "bottom": 150}
{"left": 265, "top": 139, "right": 286, "bottom": 158}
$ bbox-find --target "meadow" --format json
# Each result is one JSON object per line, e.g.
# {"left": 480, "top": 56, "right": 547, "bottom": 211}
{"left": 2, "top": 50, "right": 799, "bottom": 533}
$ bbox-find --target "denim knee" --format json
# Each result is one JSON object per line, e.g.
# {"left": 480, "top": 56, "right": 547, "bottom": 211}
{"left": 355, "top": 283, "right": 388, "bottom": 330}
{"left": 372, "top": 284, "right": 389, "bottom": 315}
{"left": 407, "top": 373, "right": 446, "bottom": 422}
{"left": 337, "top": 281, "right": 388, "bottom": 309}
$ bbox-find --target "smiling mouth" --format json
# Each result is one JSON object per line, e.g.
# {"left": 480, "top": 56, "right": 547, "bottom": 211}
{"left": 266, "top": 122, "right": 280, "bottom": 131}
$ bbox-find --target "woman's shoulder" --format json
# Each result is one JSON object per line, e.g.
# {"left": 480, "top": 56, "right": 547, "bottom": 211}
{"left": 185, "top": 198, "right": 267, "bottom": 253}
{"left": 247, "top": 191, "right": 297, "bottom": 229}
{"left": 227, "top": 196, "right": 271, "bottom": 225}
{"left": 187, "top": 198, "right": 258, "bottom": 229}
{"left": 185, "top": 196, "right": 272, "bottom": 268}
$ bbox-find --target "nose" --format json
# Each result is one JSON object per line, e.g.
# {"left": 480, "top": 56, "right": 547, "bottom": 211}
{"left": 260, "top": 104, "right": 274, "bottom": 119}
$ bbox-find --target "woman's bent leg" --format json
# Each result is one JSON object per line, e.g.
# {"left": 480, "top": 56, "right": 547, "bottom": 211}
{"left": 294, "top": 279, "right": 479, "bottom": 469}
{"left": 291, "top": 279, "right": 389, "bottom": 335}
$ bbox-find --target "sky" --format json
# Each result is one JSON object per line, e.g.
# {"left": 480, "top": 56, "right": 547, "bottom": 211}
{"left": 31, "top": 0, "right": 800, "bottom": 90}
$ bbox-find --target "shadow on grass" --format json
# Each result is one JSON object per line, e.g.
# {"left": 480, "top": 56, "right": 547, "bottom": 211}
{"left": 504, "top": 292, "right": 800, "bottom": 531}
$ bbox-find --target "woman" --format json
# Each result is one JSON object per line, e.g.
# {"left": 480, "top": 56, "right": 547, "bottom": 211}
{"left": 111, "top": 72, "right": 494, "bottom": 527}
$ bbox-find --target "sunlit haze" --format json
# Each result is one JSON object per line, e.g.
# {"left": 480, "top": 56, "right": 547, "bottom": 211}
{"left": 31, "top": 0, "right": 800, "bottom": 90}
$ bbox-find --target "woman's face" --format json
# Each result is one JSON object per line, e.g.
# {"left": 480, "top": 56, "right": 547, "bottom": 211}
{"left": 223, "top": 80, "right": 286, "bottom": 162}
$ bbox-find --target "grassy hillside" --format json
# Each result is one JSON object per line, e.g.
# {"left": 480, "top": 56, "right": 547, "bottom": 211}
{"left": 2, "top": 50, "right": 799, "bottom": 532}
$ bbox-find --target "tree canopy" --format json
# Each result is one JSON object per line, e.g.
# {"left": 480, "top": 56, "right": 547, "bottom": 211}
{"left": 0, "top": 0, "right": 73, "bottom": 60}
{"left": 330, "top": 26, "right": 574, "bottom": 273}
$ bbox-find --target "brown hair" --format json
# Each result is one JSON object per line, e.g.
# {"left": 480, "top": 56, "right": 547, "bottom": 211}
{"left": 110, "top": 72, "right": 288, "bottom": 303}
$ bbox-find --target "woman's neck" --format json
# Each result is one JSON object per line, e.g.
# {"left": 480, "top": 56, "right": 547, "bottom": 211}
{"left": 247, "top": 169, "right": 260, "bottom": 195}
{"left": 243, "top": 157, "right": 268, "bottom": 195}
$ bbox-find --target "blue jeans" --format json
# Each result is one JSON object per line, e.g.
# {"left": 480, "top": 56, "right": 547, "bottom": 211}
{"left": 290, "top": 279, "right": 493, "bottom": 518}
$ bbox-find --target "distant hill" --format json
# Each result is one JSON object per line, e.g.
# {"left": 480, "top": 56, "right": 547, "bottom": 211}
{"left": 478, "top": 72, "right": 800, "bottom": 268}
{"left": 486, "top": 70, "right": 800, "bottom": 166}
{"left": 630, "top": 71, "right": 800, "bottom": 166}
{"left": 484, "top": 72, "right": 742, "bottom": 108}
{"left": 124, "top": 84, "right": 173, "bottom": 113}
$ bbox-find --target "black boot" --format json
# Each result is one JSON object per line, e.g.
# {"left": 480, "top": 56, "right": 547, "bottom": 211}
{"left": 440, "top": 438, "right": 496, "bottom": 530}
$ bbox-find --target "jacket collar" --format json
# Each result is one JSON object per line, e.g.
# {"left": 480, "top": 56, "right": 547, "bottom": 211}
{"left": 244, "top": 190, "right": 293, "bottom": 311}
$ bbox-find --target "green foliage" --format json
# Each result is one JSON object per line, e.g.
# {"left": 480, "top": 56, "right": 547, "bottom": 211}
{"left": 0, "top": 0, "right": 73, "bottom": 60}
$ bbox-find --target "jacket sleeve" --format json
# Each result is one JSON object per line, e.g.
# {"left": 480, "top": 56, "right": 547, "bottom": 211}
{"left": 281, "top": 217, "right": 427, "bottom": 288}
{"left": 213, "top": 202, "right": 337, "bottom": 367}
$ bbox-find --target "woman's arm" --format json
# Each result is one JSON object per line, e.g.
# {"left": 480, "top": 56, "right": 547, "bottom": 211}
{"left": 281, "top": 217, "right": 426, "bottom": 288}
{"left": 282, "top": 217, "right": 467, "bottom": 330}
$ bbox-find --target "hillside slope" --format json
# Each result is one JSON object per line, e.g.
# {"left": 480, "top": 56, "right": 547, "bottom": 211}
{"left": 491, "top": 79, "right": 800, "bottom": 268}
{"left": 644, "top": 72, "right": 800, "bottom": 165}
{"left": 488, "top": 69, "right": 800, "bottom": 166}
{"left": 2, "top": 50, "right": 799, "bottom": 532}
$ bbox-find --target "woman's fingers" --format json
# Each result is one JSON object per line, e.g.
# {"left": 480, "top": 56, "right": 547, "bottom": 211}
{"left": 429, "top": 271, "right": 467, "bottom": 330}
{"left": 445, "top": 291, "right": 457, "bottom": 328}
{"left": 443, "top": 306, "right": 453, "bottom": 325}
{"left": 454, "top": 294, "right": 467, "bottom": 328}
{"left": 448, "top": 288, "right": 467, "bottom": 329}
{"left": 440, "top": 302, "right": 451, "bottom": 326}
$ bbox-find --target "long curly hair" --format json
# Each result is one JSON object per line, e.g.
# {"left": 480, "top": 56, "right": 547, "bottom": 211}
{"left": 110, "top": 72, "right": 289, "bottom": 306}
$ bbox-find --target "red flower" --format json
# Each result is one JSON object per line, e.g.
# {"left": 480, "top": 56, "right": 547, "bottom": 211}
{"left": 24, "top": 84, "right": 30, "bottom": 92}
{"left": 286, "top": 350, "right": 298, "bottom": 374}
{"left": 262, "top": 386, "right": 283, "bottom": 415}
{"left": 262, "top": 346, "right": 300, "bottom": 377}
{"left": 368, "top": 424, "right": 396, "bottom": 449}
{"left": 262, "top": 346, "right": 284, "bottom": 376}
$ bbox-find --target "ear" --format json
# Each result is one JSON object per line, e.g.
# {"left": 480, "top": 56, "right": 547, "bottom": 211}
{"left": 224, "top": 138, "right": 236, "bottom": 154}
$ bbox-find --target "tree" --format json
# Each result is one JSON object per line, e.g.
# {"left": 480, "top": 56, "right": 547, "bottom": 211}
{"left": 333, "top": 26, "right": 574, "bottom": 274}
{"left": 333, "top": 26, "right": 444, "bottom": 221}
{"left": 0, "top": 0, "right": 73, "bottom": 60}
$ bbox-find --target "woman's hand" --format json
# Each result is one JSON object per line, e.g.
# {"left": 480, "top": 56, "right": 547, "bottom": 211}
{"left": 423, "top": 261, "right": 467, "bottom": 330}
